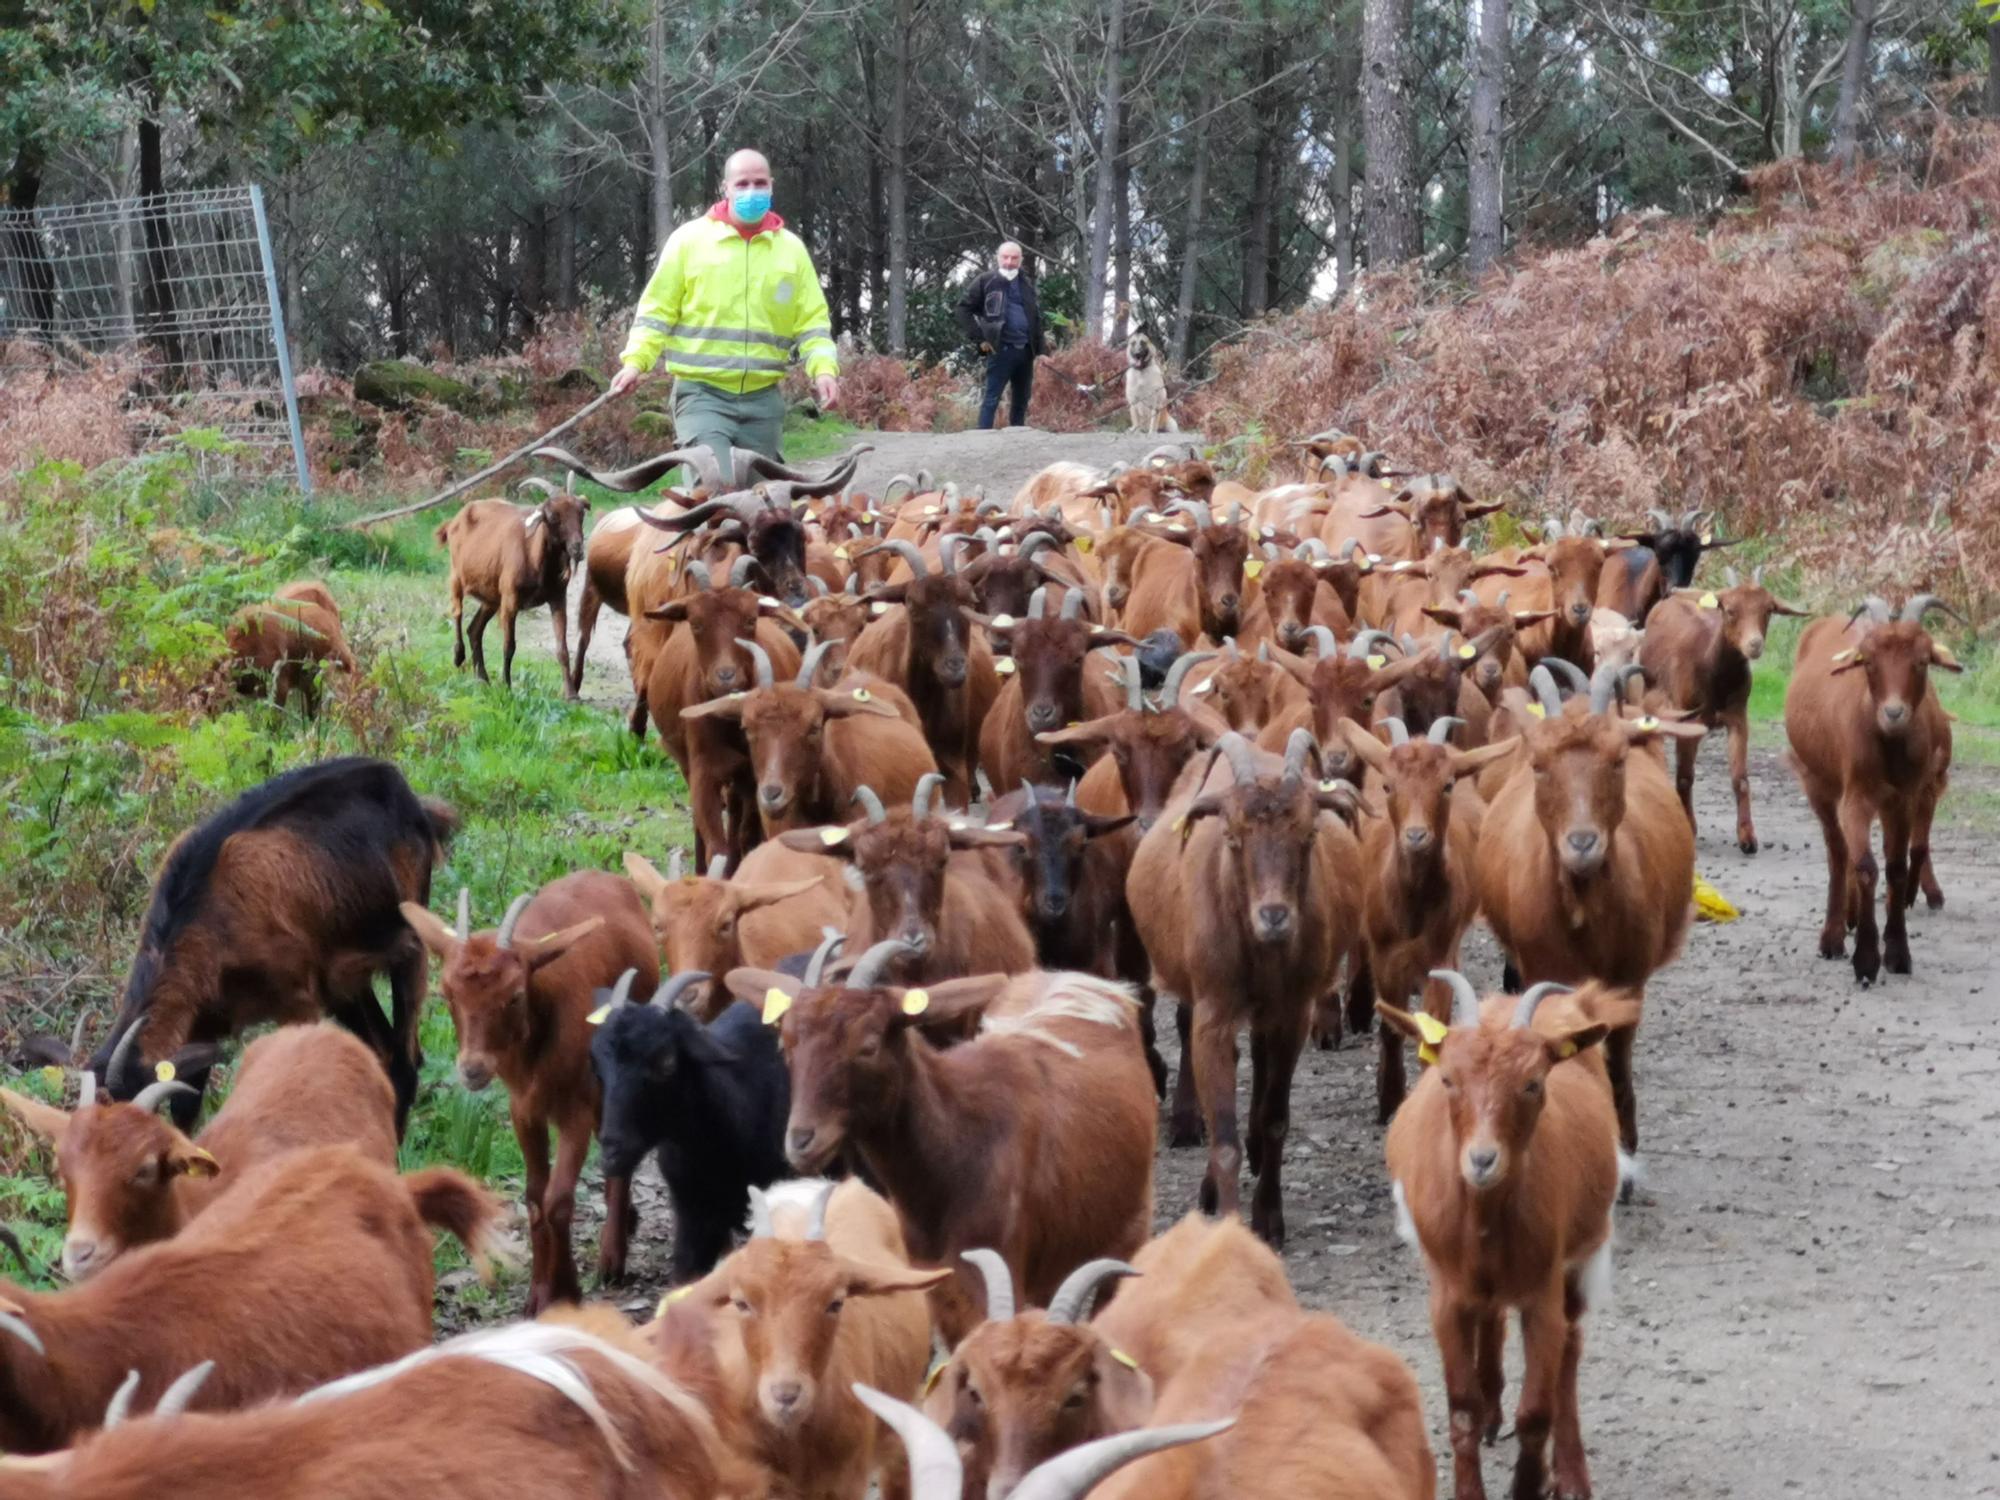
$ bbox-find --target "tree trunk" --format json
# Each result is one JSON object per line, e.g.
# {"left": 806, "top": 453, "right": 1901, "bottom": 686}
{"left": 1170, "top": 90, "right": 1212, "bottom": 368}
{"left": 1829, "top": 0, "right": 1878, "bottom": 173}
{"left": 1084, "top": 0, "right": 1125, "bottom": 341}
{"left": 1466, "top": 0, "right": 1507, "bottom": 274}
{"left": 556, "top": 118, "right": 579, "bottom": 311}
{"left": 113, "top": 130, "right": 138, "bottom": 341}
{"left": 1, "top": 151, "right": 59, "bottom": 337}
{"left": 136, "top": 114, "right": 186, "bottom": 374}
{"left": 886, "top": 0, "right": 912, "bottom": 354}
{"left": 1361, "top": 0, "right": 1420, "bottom": 269}
{"left": 859, "top": 42, "right": 888, "bottom": 345}
{"left": 1987, "top": 24, "right": 2000, "bottom": 118}
{"left": 1242, "top": 113, "right": 1274, "bottom": 317}
{"left": 1112, "top": 145, "right": 1131, "bottom": 344}
{"left": 646, "top": 0, "right": 676, "bottom": 252}
{"left": 1332, "top": 23, "right": 1360, "bottom": 296}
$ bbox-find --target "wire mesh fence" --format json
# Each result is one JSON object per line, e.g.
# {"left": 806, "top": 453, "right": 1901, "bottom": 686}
{"left": 0, "top": 184, "right": 311, "bottom": 491}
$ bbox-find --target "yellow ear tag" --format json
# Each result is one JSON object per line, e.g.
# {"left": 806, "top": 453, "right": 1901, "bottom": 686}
{"left": 762, "top": 989, "right": 794, "bottom": 1025}
{"left": 834, "top": 546, "right": 850, "bottom": 560}
{"left": 900, "top": 989, "right": 930, "bottom": 1017}
{"left": 1168, "top": 523, "right": 1188, "bottom": 534}
{"left": 1075, "top": 535, "right": 1094, "bottom": 554}
{"left": 996, "top": 657, "right": 1017, "bottom": 675}
{"left": 154, "top": 1060, "right": 176, "bottom": 1084}
{"left": 1830, "top": 649, "right": 1853, "bottom": 663}
{"left": 1636, "top": 714, "right": 1660, "bottom": 731}
{"left": 852, "top": 687, "right": 872, "bottom": 702}
{"left": 656, "top": 1284, "right": 695, "bottom": 1317}
{"left": 1365, "top": 653, "right": 1386, "bottom": 669}
{"left": 992, "top": 613, "right": 1015, "bottom": 629}
{"left": 922, "top": 1361, "right": 946, "bottom": 1396}
{"left": 1699, "top": 592, "right": 1719, "bottom": 609}
{"left": 1413, "top": 1012, "right": 1449, "bottom": 1065}
{"left": 1357, "top": 557, "right": 1374, "bottom": 573}
{"left": 871, "top": 602, "right": 890, "bottom": 616}
{"left": 1381, "top": 477, "right": 1395, "bottom": 488}
{"left": 40, "top": 1065, "right": 63, "bottom": 1088}
{"left": 1110, "top": 1348, "right": 1140, "bottom": 1370}
{"left": 1244, "top": 560, "right": 1265, "bottom": 580}
{"left": 1457, "top": 642, "right": 1477, "bottom": 660}
{"left": 1526, "top": 702, "right": 1547, "bottom": 720}
{"left": 587, "top": 1005, "right": 612, "bottom": 1026}
{"left": 1171, "top": 814, "right": 1189, "bottom": 837}
{"left": 864, "top": 511, "right": 879, "bottom": 523}
{"left": 1555, "top": 1040, "right": 1579, "bottom": 1059}
{"left": 820, "top": 827, "right": 848, "bottom": 846}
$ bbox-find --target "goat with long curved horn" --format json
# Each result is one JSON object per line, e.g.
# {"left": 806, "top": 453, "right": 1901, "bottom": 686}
{"left": 1513, "top": 980, "right": 1573, "bottom": 1029}
{"left": 130, "top": 1077, "right": 196, "bottom": 1116}
{"left": 1528, "top": 665, "right": 1565, "bottom": 719}
{"left": 1281, "top": 727, "right": 1317, "bottom": 787}
{"left": 495, "top": 893, "right": 534, "bottom": 950}
{"left": 1427, "top": 968, "right": 1483, "bottom": 1028}
{"left": 962, "top": 1248, "right": 1018, "bottom": 1322}
{"left": 803, "top": 929, "right": 846, "bottom": 986}
{"left": 1159, "top": 649, "right": 1217, "bottom": 706}
{"left": 1045, "top": 1258, "right": 1139, "bottom": 1324}
{"left": 732, "top": 637, "right": 775, "bottom": 690}
{"left": 742, "top": 442, "right": 875, "bottom": 488}
{"left": 1901, "top": 593, "right": 1967, "bottom": 627}
{"left": 1383, "top": 717, "right": 1410, "bottom": 747}
{"left": 911, "top": 771, "right": 947, "bottom": 821}
{"left": 1540, "top": 657, "right": 1592, "bottom": 698}
{"left": 728, "top": 554, "right": 759, "bottom": 589}
{"left": 649, "top": 971, "right": 713, "bottom": 1010}
{"left": 1165, "top": 498, "right": 1215, "bottom": 530}
{"left": 847, "top": 936, "right": 924, "bottom": 990}
{"left": 532, "top": 443, "right": 724, "bottom": 495}
{"left": 859, "top": 538, "right": 930, "bottom": 579}
{"left": 1589, "top": 661, "right": 1646, "bottom": 716}
{"left": 1348, "top": 629, "right": 1398, "bottom": 662}
{"left": 852, "top": 785, "right": 889, "bottom": 825}
{"left": 1429, "top": 716, "right": 1464, "bottom": 745}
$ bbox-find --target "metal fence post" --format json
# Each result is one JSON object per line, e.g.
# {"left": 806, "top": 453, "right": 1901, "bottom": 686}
{"left": 248, "top": 184, "right": 312, "bottom": 496}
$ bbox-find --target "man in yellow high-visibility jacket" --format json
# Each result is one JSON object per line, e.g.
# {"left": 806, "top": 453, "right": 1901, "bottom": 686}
{"left": 609, "top": 148, "right": 839, "bottom": 475}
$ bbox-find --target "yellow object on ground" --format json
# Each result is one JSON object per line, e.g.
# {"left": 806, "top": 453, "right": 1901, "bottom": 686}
{"left": 1694, "top": 874, "right": 1740, "bottom": 923}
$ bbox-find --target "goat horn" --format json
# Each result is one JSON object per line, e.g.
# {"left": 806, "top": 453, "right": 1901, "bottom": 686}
{"left": 860, "top": 539, "right": 929, "bottom": 579}
{"left": 1028, "top": 586, "right": 1050, "bottom": 620}
{"left": 847, "top": 937, "right": 921, "bottom": 990}
{"left": 130, "top": 1079, "right": 195, "bottom": 1115}
{"left": 1679, "top": 508, "right": 1707, "bottom": 531}
{"left": 1901, "top": 593, "right": 1965, "bottom": 627}
{"left": 1348, "top": 629, "right": 1397, "bottom": 662}
{"left": 1104, "top": 462, "right": 1129, "bottom": 479}
{"left": 1216, "top": 732, "right": 1261, "bottom": 787}
{"left": 154, "top": 1360, "right": 216, "bottom": 1419}
{"left": 1498, "top": 590, "right": 1511, "bottom": 609}
{"left": 106, "top": 1017, "right": 145, "bottom": 1093}
{"left": 1300, "top": 425, "right": 1348, "bottom": 442}
{"left": 1046, "top": 1258, "right": 1139, "bottom": 1324}
{"left": 1010, "top": 1422, "right": 1236, "bottom": 1500}
{"left": 1061, "top": 588, "right": 1086, "bottom": 621}
{"left": 1016, "top": 530, "right": 1060, "bottom": 559}
{"left": 77, "top": 1068, "right": 97, "bottom": 1110}
{"left": 1160, "top": 650, "right": 1216, "bottom": 704}
{"left": 1590, "top": 661, "right": 1645, "bottom": 716}
{"left": 937, "top": 534, "right": 973, "bottom": 574}
{"left": 1458, "top": 588, "right": 1479, "bottom": 605}
{"left": 495, "top": 893, "right": 534, "bottom": 950}
{"left": 1227, "top": 501, "right": 1245, "bottom": 527}
{"left": 1513, "top": 981, "right": 1573, "bottom": 1030}
{"left": 962, "top": 1248, "right": 1017, "bottom": 1323}
{"left": 728, "top": 553, "right": 759, "bottom": 589}
{"left": 975, "top": 768, "right": 996, "bottom": 806}
{"left": 456, "top": 887, "right": 471, "bottom": 943}
{"left": 803, "top": 1180, "right": 837, "bottom": 1240}
{"left": 743, "top": 444, "right": 872, "bottom": 492}
{"left": 0, "top": 1311, "right": 44, "bottom": 1356}
{"left": 1143, "top": 443, "right": 1187, "bottom": 464}
{"left": 881, "top": 473, "right": 919, "bottom": 504}
{"left": 650, "top": 971, "right": 712, "bottom": 1010}
{"left": 516, "top": 476, "right": 560, "bottom": 500}
{"left": 852, "top": 786, "right": 888, "bottom": 825}
{"left": 804, "top": 928, "right": 846, "bottom": 986}
{"left": 1121, "top": 654, "right": 1145, "bottom": 712}
{"left": 1282, "top": 727, "right": 1316, "bottom": 787}
{"left": 681, "top": 559, "right": 713, "bottom": 590}
{"left": 846, "top": 573, "right": 860, "bottom": 596}
{"left": 606, "top": 969, "right": 639, "bottom": 1010}
{"left": 1166, "top": 499, "right": 1215, "bottom": 529}
{"left": 532, "top": 443, "right": 724, "bottom": 494}
{"left": 1528, "top": 665, "right": 1565, "bottom": 718}
{"left": 808, "top": 575, "right": 829, "bottom": 597}
{"left": 1647, "top": 508, "right": 1671, "bottom": 531}
{"left": 1383, "top": 717, "right": 1410, "bottom": 747}
{"left": 1429, "top": 969, "right": 1482, "bottom": 1028}
{"left": 667, "top": 849, "right": 684, "bottom": 882}
{"left": 1304, "top": 625, "right": 1338, "bottom": 659}
{"left": 734, "top": 637, "right": 775, "bottom": 690}
{"left": 1320, "top": 453, "right": 1352, "bottom": 477}
{"left": 1725, "top": 566, "right": 1740, "bottom": 588}
{"left": 912, "top": 772, "right": 946, "bottom": 821}
{"left": 850, "top": 1387, "right": 964, "bottom": 1500}
{"left": 103, "top": 1369, "right": 142, "bottom": 1430}
{"left": 1541, "top": 657, "right": 1592, "bottom": 696}
{"left": 1428, "top": 716, "right": 1463, "bottom": 745}
{"left": 796, "top": 638, "right": 838, "bottom": 687}
{"left": 707, "top": 854, "right": 729, "bottom": 878}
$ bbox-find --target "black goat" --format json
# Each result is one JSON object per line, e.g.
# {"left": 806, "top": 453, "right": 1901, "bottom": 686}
{"left": 588, "top": 968, "right": 792, "bottom": 1283}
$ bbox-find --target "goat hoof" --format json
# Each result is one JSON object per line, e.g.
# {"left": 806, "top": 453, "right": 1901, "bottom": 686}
{"left": 1738, "top": 835, "right": 1759, "bottom": 855}
{"left": 1618, "top": 1175, "right": 1636, "bottom": 1207}
{"left": 1926, "top": 892, "right": 1945, "bottom": 911}
{"left": 1886, "top": 948, "right": 1911, "bottom": 976}
{"left": 1818, "top": 934, "right": 1845, "bottom": 960}
{"left": 1168, "top": 1118, "right": 1205, "bottom": 1149}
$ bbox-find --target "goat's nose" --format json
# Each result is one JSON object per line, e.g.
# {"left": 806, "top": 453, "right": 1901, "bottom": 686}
{"left": 1745, "top": 636, "right": 1765, "bottom": 660}
{"left": 1280, "top": 622, "right": 1304, "bottom": 644}
{"left": 1220, "top": 593, "right": 1239, "bottom": 612}
{"left": 714, "top": 665, "right": 739, "bottom": 688}
{"left": 63, "top": 1238, "right": 99, "bottom": 1275}
{"left": 1027, "top": 702, "right": 1062, "bottom": 731}
{"left": 1466, "top": 1147, "right": 1499, "bottom": 1179}
{"left": 787, "top": 1126, "right": 816, "bottom": 1157}
{"left": 1566, "top": 830, "right": 1601, "bottom": 857}
{"left": 1403, "top": 826, "right": 1433, "bottom": 851}
{"left": 1041, "top": 892, "right": 1069, "bottom": 918}
{"left": 768, "top": 1380, "right": 803, "bottom": 1411}
{"left": 760, "top": 783, "right": 788, "bottom": 808}
{"left": 1256, "top": 904, "right": 1292, "bottom": 935}
{"left": 1882, "top": 701, "right": 1907, "bottom": 724}
{"left": 1569, "top": 601, "right": 1591, "bottom": 621}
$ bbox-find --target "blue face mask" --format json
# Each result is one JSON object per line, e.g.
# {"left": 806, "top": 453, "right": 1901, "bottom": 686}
{"left": 731, "top": 188, "right": 772, "bottom": 223}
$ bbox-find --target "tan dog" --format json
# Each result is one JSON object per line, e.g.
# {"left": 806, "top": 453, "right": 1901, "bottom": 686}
{"left": 1125, "top": 332, "right": 1177, "bottom": 433}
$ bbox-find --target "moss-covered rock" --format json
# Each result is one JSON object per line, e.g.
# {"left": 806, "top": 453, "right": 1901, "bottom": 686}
{"left": 551, "top": 365, "right": 609, "bottom": 395}
{"left": 630, "top": 410, "right": 676, "bottom": 442}
{"left": 353, "top": 359, "right": 481, "bottom": 414}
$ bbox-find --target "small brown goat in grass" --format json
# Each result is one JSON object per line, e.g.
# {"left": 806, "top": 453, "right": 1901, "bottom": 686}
{"left": 435, "top": 478, "right": 590, "bottom": 692}
{"left": 976, "top": 589, "right": 1137, "bottom": 788}
{"left": 924, "top": 1216, "right": 1434, "bottom": 1500}
{"left": 225, "top": 580, "right": 357, "bottom": 715}
{"left": 684, "top": 637, "right": 938, "bottom": 839}
{"left": 1127, "top": 730, "right": 1363, "bottom": 1245}
{"left": 1339, "top": 717, "right": 1517, "bottom": 1123}
{"left": 726, "top": 951, "right": 1157, "bottom": 1347}
{"left": 0, "top": 1143, "right": 496, "bottom": 1455}
{"left": 776, "top": 776, "right": 1035, "bottom": 989}
{"left": 402, "top": 872, "right": 658, "bottom": 1313}
{"left": 1382, "top": 975, "right": 1635, "bottom": 1500}
{"left": 1639, "top": 569, "right": 1808, "bottom": 854}
{"left": 624, "top": 843, "right": 842, "bottom": 1021}
{"left": 0, "top": 1310, "right": 757, "bottom": 1500}
{"left": 1476, "top": 664, "right": 1701, "bottom": 1161}
{"left": 674, "top": 1178, "right": 945, "bottom": 1500}
{"left": 1, "top": 1024, "right": 395, "bottom": 1282}
{"left": 1784, "top": 595, "right": 1962, "bottom": 985}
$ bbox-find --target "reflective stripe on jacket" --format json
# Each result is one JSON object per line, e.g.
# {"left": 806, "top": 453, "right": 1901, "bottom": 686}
{"left": 620, "top": 215, "right": 838, "bottom": 392}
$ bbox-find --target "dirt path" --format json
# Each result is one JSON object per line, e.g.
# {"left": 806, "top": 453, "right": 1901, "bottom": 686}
{"left": 527, "top": 429, "right": 2000, "bottom": 1497}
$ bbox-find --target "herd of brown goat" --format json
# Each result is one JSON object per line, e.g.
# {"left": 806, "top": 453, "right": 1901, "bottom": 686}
{"left": 13, "top": 427, "right": 1968, "bottom": 1498}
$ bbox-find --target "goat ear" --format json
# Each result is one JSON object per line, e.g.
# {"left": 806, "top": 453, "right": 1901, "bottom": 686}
{"left": 1767, "top": 597, "right": 1810, "bottom": 618}
{"left": 524, "top": 916, "right": 605, "bottom": 971}
{"left": 863, "top": 582, "right": 910, "bottom": 607}
{"left": 681, "top": 694, "right": 748, "bottom": 722}
{"left": 814, "top": 688, "right": 900, "bottom": 720}
{"left": 1621, "top": 714, "right": 1706, "bottom": 744}
{"left": 1828, "top": 649, "right": 1868, "bottom": 676}
{"left": 1094, "top": 1343, "right": 1158, "bottom": 1430}
{"left": 1511, "top": 609, "right": 1557, "bottom": 628}
{"left": 1420, "top": 605, "right": 1464, "bottom": 632}
{"left": 839, "top": 1256, "right": 955, "bottom": 1299}
{"left": 1337, "top": 717, "right": 1394, "bottom": 774}
{"left": 1036, "top": 716, "right": 1117, "bottom": 750}
{"left": 1373, "top": 1002, "right": 1430, "bottom": 1045}
{"left": 1081, "top": 812, "right": 1138, "bottom": 839}
{"left": 778, "top": 825, "right": 858, "bottom": 858}
{"left": 946, "top": 824, "right": 1027, "bottom": 851}
{"left": 724, "top": 967, "right": 799, "bottom": 1012}
{"left": 1450, "top": 738, "right": 1519, "bottom": 779}
{"left": 0, "top": 1086, "right": 71, "bottom": 1143}
{"left": 729, "top": 877, "right": 825, "bottom": 914}
{"left": 166, "top": 1140, "right": 221, "bottom": 1180}
{"left": 1544, "top": 1024, "right": 1609, "bottom": 1062}
{"left": 1088, "top": 628, "right": 1142, "bottom": 650}
{"left": 893, "top": 974, "right": 1012, "bottom": 1027}
{"left": 1461, "top": 501, "right": 1507, "bottom": 520}
{"left": 623, "top": 853, "right": 668, "bottom": 899}
{"left": 399, "top": 902, "right": 458, "bottom": 957}
{"left": 1929, "top": 642, "right": 1965, "bottom": 673}
{"left": 1468, "top": 562, "right": 1529, "bottom": 581}
{"left": 647, "top": 599, "right": 693, "bottom": 623}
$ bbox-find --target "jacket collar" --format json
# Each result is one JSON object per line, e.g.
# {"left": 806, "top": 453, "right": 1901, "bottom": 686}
{"left": 708, "top": 201, "right": 785, "bottom": 239}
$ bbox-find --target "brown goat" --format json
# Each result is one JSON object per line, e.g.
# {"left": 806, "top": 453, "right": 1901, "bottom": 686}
{"left": 402, "top": 872, "right": 658, "bottom": 1312}
{"left": 777, "top": 776, "right": 1035, "bottom": 988}
{"left": 728, "top": 956, "right": 1157, "bottom": 1347}
{"left": 1476, "top": 664, "right": 1701, "bottom": 1157}
{"left": 1, "top": 1024, "right": 396, "bottom": 1282}
{"left": 1118, "top": 504, "right": 1252, "bottom": 647}
{"left": 1340, "top": 717, "right": 1517, "bottom": 1123}
{"left": 568, "top": 499, "right": 683, "bottom": 697}
{"left": 684, "top": 637, "right": 938, "bottom": 838}
{"left": 1238, "top": 540, "right": 1365, "bottom": 652}
{"left": 926, "top": 1216, "right": 1434, "bottom": 1500}
{"left": 2, "top": 1310, "right": 756, "bottom": 1500}
{"left": 1480, "top": 537, "right": 1608, "bottom": 673}
{"left": 436, "top": 481, "right": 589, "bottom": 691}
{"left": 1640, "top": 572, "right": 1808, "bottom": 853}
{"left": 1784, "top": 595, "right": 1961, "bottom": 984}
{"left": 977, "top": 591, "right": 1137, "bottom": 789}
{"left": 1128, "top": 730, "right": 1362, "bottom": 1245}
{"left": 225, "top": 580, "right": 357, "bottom": 715}
{"left": 0, "top": 1143, "right": 496, "bottom": 1454}
{"left": 677, "top": 1178, "right": 945, "bottom": 1500}
{"left": 1382, "top": 977, "right": 1634, "bottom": 1500}
{"left": 624, "top": 842, "right": 844, "bottom": 1020}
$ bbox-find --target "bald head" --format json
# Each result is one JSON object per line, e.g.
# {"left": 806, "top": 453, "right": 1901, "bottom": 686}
{"left": 723, "top": 149, "right": 772, "bottom": 189}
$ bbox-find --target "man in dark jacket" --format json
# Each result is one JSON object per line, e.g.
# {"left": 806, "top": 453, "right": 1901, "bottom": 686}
{"left": 956, "top": 241, "right": 1047, "bottom": 429}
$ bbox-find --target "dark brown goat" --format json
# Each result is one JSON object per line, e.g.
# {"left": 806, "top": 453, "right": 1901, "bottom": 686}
{"left": 402, "top": 872, "right": 658, "bottom": 1312}
{"left": 726, "top": 952, "right": 1157, "bottom": 1346}
{"left": 977, "top": 589, "right": 1137, "bottom": 789}
{"left": 436, "top": 479, "right": 589, "bottom": 690}
{"left": 1119, "top": 502, "right": 1252, "bottom": 647}
{"left": 1127, "top": 731, "right": 1363, "bottom": 1245}
{"left": 225, "top": 580, "right": 357, "bottom": 715}
{"left": 1640, "top": 570, "right": 1808, "bottom": 853}
{"left": 1784, "top": 595, "right": 1962, "bottom": 984}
